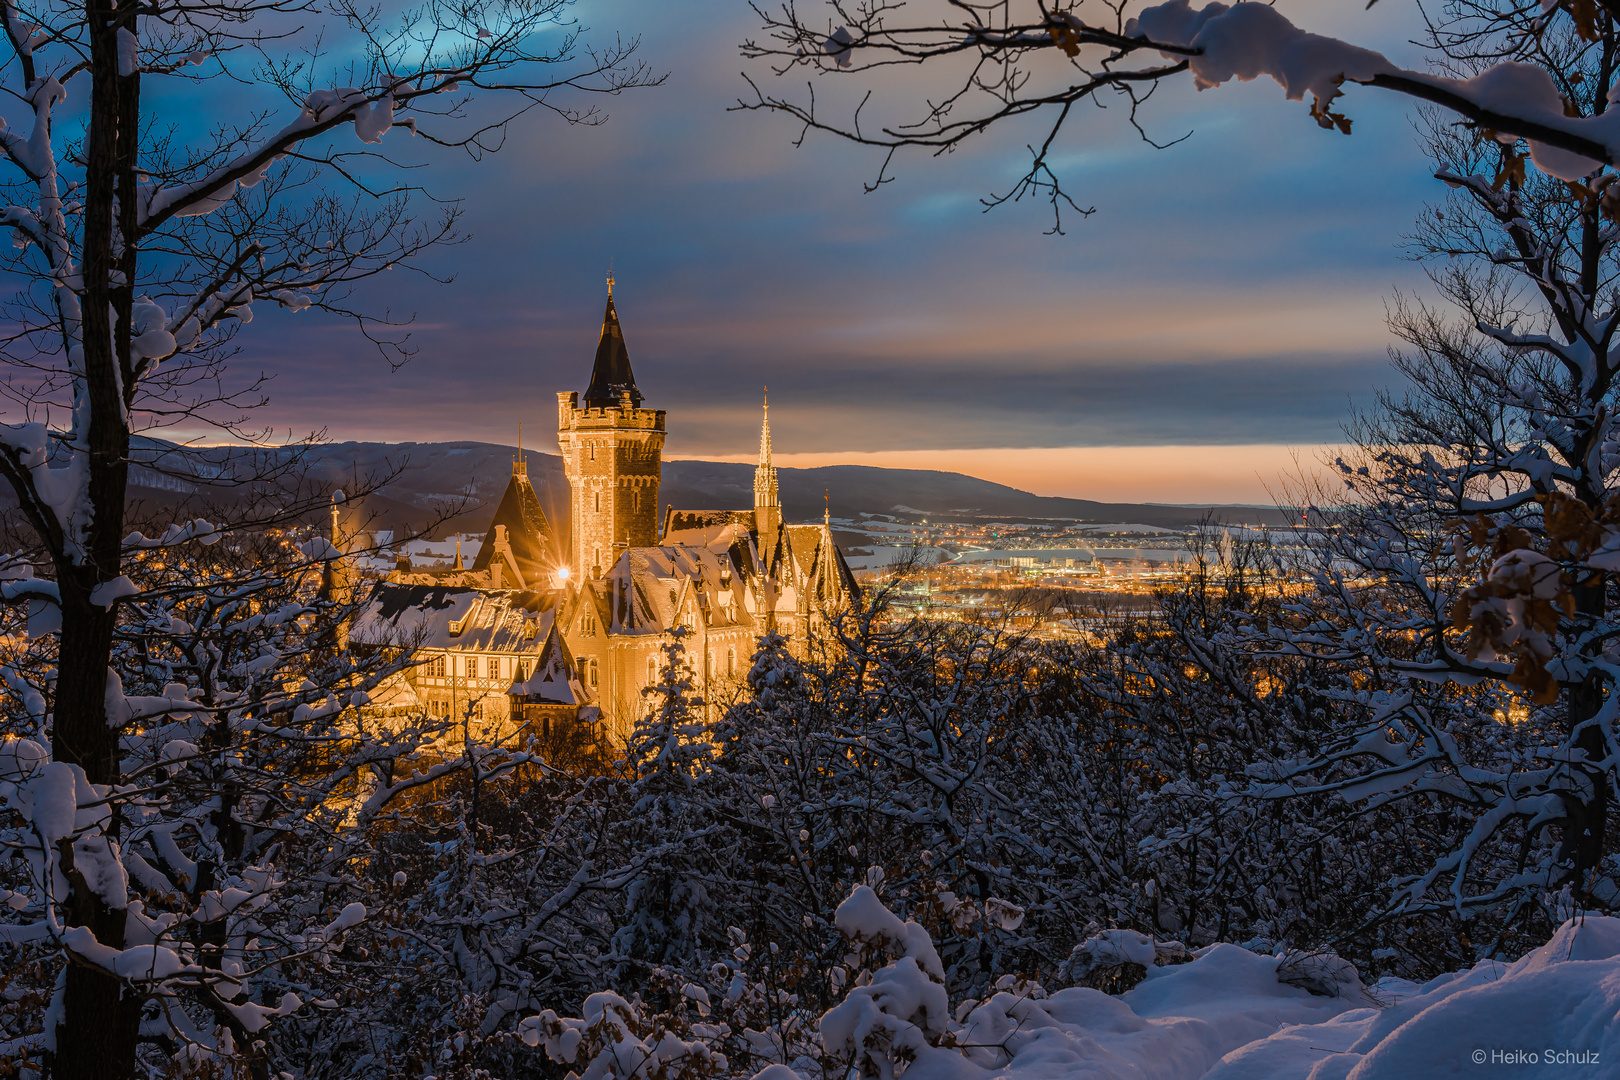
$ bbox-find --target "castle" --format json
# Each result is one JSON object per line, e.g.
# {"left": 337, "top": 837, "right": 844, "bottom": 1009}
{"left": 351, "top": 281, "right": 858, "bottom": 743}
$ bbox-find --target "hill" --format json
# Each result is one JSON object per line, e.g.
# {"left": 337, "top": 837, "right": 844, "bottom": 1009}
{"left": 123, "top": 439, "right": 1293, "bottom": 537}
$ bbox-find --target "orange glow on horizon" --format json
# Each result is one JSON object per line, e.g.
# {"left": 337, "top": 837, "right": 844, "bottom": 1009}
{"left": 675, "top": 444, "right": 1339, "bottom": 506}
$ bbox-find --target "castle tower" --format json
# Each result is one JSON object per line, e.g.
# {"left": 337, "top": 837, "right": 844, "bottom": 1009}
{"left": 557, "top": 278, "right": 666, "bottom": 579}
{"left": 754, "top": 391, "right": 781, "bottom": 572}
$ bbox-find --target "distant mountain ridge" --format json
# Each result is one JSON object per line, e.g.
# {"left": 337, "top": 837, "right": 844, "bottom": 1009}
{"left": 127, "top": 439, "right": 1292, "bottom": 534}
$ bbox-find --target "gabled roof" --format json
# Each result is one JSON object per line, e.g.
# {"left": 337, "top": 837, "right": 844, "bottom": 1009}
{"left": 583, "top": 294, "right": 641, "bottom": 408}
{"left": 472, "top": 470, "right": 558, "bottom": 586}
{"left": 786, "top": 524, "right": 862, "bottom": 602}
{"left": 509, "top": 623, "right": 587, "bottom": 704}
{"left": 605, "top": 534, "right": 752, "bottom": 635}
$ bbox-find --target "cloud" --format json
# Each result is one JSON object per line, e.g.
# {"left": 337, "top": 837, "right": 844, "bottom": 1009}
{"left": 202, "top": 0, "right": 1446, "bottom": 503}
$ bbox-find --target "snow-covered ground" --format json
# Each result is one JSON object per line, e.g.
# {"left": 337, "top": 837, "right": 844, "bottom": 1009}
{"left": 1064, "top": 523, "right": 1184, "bottom": 535}
{"left": 843, "top": 545, "right": 957, "bottom": 571}
{"left": 808, "top": 892, "right": 1618, "bottom": 1080}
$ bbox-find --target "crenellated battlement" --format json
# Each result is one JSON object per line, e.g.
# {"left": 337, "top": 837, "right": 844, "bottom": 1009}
{"left": 557, "top": 391, "right": 666, "bottom": 432}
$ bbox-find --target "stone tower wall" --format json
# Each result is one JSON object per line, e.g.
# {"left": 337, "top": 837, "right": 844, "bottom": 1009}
{"left": 557, "top": 391, "right": 666, "bottom": 577}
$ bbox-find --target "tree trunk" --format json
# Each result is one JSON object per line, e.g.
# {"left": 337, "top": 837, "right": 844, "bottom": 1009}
{"left": 49, "top": 0, "right": 141, "bottom": 1073}
{"left": 1563, "top": 571, "right": 1610, "bottom": 903}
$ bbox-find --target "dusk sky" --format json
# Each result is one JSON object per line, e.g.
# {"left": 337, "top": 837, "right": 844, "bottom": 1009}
{"left": 224, "top": 0, "right": 1440, "bottom": 504}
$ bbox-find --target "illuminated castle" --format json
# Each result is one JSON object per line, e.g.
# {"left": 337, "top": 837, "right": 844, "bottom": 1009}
{"left": 352, "top": 280, "right": 858, "bottom": 742}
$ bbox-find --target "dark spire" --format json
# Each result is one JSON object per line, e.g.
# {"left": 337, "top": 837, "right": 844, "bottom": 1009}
{"left": 583, "top": 278, "right": 641, "bottom": 408}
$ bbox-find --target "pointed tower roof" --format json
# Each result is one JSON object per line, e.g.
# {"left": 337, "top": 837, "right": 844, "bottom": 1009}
{"left": 473, "top": 466, "right": 560, "bottom": 585}
{"left": 583, "top": 277, "right": 641, "bottom": 408}
{"left": 758, "top": 390, "right": 773, "bottom": 470}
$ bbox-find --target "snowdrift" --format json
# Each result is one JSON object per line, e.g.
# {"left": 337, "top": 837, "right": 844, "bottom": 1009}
{"left": 810, "top": 895, "right": 1620, "bottom": 1080}
{"left": 529, "top": 888, "right": 1620, "bottom": 1080}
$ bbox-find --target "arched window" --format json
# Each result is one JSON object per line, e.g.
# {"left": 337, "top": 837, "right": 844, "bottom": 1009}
{"left": 647, "top": 656, "right": 657, "bottom": 684}
{"left": 588, "top": 658, "right": 599, "bottom": 687}
{"left": 727, "top": 647, "right": 736, "bottom": 676}
{"left": 705, "top": 651, "right": 713, "bottom": 680}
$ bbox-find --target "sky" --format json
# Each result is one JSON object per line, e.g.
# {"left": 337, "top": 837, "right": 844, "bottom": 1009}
{"left": 202, "top": 0, "right": 1443, "bottom": 504}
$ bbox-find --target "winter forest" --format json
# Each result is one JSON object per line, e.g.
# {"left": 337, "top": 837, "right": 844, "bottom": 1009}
{"left": 0, "top": 0, "right": 1619, "bottom": 1077}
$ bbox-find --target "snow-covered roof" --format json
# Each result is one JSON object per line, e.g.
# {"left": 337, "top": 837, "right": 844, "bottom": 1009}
{"left": 509, "top": 623, "right": 587, "bottom": 705}
{"left": 349, "top": 582, "right": 558, "bottom": 652}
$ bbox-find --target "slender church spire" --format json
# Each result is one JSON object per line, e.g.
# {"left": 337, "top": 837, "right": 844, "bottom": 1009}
{"left": 755, "top": 389, "right": 778, "bottom": 508}
{"left": 754, "top": 390, "right": 782, "bottom": 573}
{"left": 758, "top": 390, "right": 774, "bottom": 470}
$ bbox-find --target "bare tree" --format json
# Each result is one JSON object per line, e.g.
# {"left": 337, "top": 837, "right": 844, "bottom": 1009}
{"left": 738, "top": 0, "right": 1620, "bottom": 230}
{"left": 0, "top": 0, "right": 655, "bottom": 1074}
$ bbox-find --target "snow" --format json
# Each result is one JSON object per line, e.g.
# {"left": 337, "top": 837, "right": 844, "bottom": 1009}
{"left": 1209, "top": 917, "right": 1620, "bottom": 1078}
{"left": 299, "top": 537, "right": 342, "bottom": 561}
{"left": 835, "top": 884, "right": 946, "bottom": 981}
{"left": 115, "top": 28, "right": 137, "bottom": 78}
{"left": 824, "top": 26, "right": 854, "bottom": 68}
{"left": 764, "top": 892, "right": 1620, "bottom": 1080}
{"left": 1064, "top": 928, "right": 1159, "bottom": 978}
{"left": 88, "top": 575, "right": 137, "bottom": 607}
{"left": 322, "top": 901, "right": 366, "bottom": 939}
{"left": 0, "top": 421, "right": 86, "bottom": 551}
{"left": 1129, "top": 1, "right": 1392, "bottom": 105}
{"left": 353, "top": 93, "right": 395, "bottom": 142}
{"left": 0, "top": 737, "right": 46, "bottom": 780}
{"left": 1127, "top": 0, "right": 1620, "bottom": 179}
{"left": 522, "top": 991, "right": 729, "bottom": 1079}
{"left": 821, "top": 957, "right": 953, "bottom": 1075}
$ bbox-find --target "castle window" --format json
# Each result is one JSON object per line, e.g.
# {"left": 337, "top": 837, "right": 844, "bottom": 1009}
{"left": 580, "top": 613, "right": 597, "bottom": 636}
{"left": 516, "top": 661, "right": 530, "bottom": 682}
{"left": 489, "top": 656, "right": 502, "bottom": 680}
{"left": 594, "top": 491, "right": 601, "bottom": 512}
{"left": 426, "top": 654, "right": 446, "bottom": 678}
{"left": 588, "top": 658, "right": 599, "bottom": 687}
{"left": 727, "top": 647, "right": 736, "bottom": 676}
{"left": 705, "top": 651, "right": 713, "bottom": 680}
{"left": 647, "top": 656, "right": 657, "bottom": 684}
{"left": 589, "top": 443, "right": 596, "bottom": 462}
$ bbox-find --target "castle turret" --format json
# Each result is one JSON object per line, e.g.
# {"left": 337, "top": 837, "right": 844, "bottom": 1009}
{"left": 558, "top": 277, "right": 666, "bottom": 579}
{"left": 754, "top": 391, "right": 781, "bottom": 572}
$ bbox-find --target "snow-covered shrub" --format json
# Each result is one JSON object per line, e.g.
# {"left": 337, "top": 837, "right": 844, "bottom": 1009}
{"left": 1059, "top": 929, "right": 1159, "bottom": 993}
{"left": 1275, "top": 949, "right": 1374, "bottom": 1004}
{"left": 521, "top": 990, "right": 729, "bottom": 1080}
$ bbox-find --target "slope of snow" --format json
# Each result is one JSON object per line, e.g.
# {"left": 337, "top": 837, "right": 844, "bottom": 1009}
{"left": 789, "top": 889, "right": 1620, "bottom": 1080}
